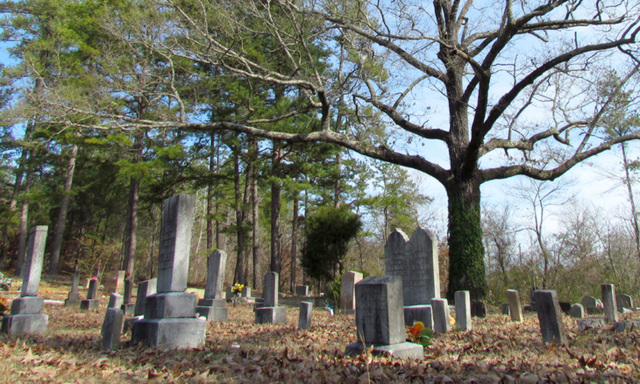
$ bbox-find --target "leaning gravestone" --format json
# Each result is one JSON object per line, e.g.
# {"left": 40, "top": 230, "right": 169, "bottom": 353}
{"left": 507, "top": 289, "right": 523, "bottom": 322}
{"left": 196, "top": 250, "right": 229, "bottom": 322}
{"left": 455, "top": 291, "right": 472, "bottom": 331}
{"left": 340, "top": 271, "right": 363, "bottom": 314}
{"left": 345, "top": 276, "right": 423, "bottom": 359}
{"left": 80, "top": 278, "right": 100, "bottom": 310}
{"left": 617, "top": 294, "right": 633, "bottom": 312}
{"left": 101, "top": 293, "right": 124, "bottom": 350}
{"left": 2, "top": 226, "right": 49, "bottom": 335}
{"left": 602, "top": 284, "right": 618, "bottom": 323}
{"left": 64, "top": 266, "right": 82, "bottom": 308}
{"left": 255, "top": 272, "right": 286, "bottom": 324}
{"left": 384, "top": 227, "right": 440, "bottom": 327}
{"left": 131, "top": 194, "right": 205, "bottom": 349}
{"left": 534, "top": 290, "right": 567, "bottom": 345}
{"left": 298, "top": 301, "right": 313, "bottom": 330}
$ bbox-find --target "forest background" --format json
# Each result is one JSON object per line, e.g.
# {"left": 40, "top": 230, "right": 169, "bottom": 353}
{"left": 1, "top": 0, "right": 640, "bottom": 306}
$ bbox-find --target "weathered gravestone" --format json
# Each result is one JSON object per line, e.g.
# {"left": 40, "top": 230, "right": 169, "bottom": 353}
{"left": 507, "top": 289, "right": 523, "bottom": 322}
{"left": 581, "top": 295, "right": 603, "bottom": 314}
{"left": 131, "top": 194, "right": 205, "bottom": 349}
{"left": 345, "top": 276, "right": 423, "bottom": 359}
{"left": 617, "top": 294, "right": 633, "bottom": 312}
{"left": 255, "top": 272, "right": 286, "bottom": 324}
{"left": 432, "top": 298, "right": 451, "bottom": 333}
{"left": 122, "top": 278, "right": 135, "bottom": 316}
{"left": 602, "top": 284, "right": 618, "bottom": 323}
{"left": 298, "top": 301, "right": 313, "bottom": 330}
{"left": 102, "top": 293, "right": 124, "bottom": 350}
{"left": 2, "top": 226, "right": 49, "bottom": 335}
{"left": 569, "top": 303, "right": 584, "bottom": 319}
{"left": 134, "top": 278, "right": 157, "bottom": 317}
{"left": 455, "top": 291, "right": 472, "bottom": 331}
{"left": 196, "top": 250, "right": 228, "bottom": 322}
{"left": 64, "top": 266, "right": 82, "bottom": 308}
{"left": 296, "top": 285, "right": 309, "bottom": 297}
{"left": 384, "top": 227, "right": 440, "bottom": 327}
{"left": 534, "top": 290, "right": 567, "bottom": 345}
{"left": 405, "top": 305, "right": 433, "bottom": 329}
{"left": 340, "top": 271, "right": 363, "bottom": 314}
{"left": 80, "top": 278, "right": 100, "bottom": 310}
{"left": 105, "top": 270, "right": 126, "bottom": 296}
{"left": 501, "top": 304, "right": 510, "bottom": 316}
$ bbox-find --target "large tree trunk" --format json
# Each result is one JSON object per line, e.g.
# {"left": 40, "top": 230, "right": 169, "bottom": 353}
{"left": 0, "top": 147, "right": 28, "bottom": 267}
{"left": 251, "top": 143, "right": 260, "bottom": 289}
{"left": 48, "top": 143, "right": 78, "bottom": 276}
{"left": 270, "top": 141, "right": 283, "bottom": 276}
{"left": 445, "top": 178, "right": 486, "bottom": 301}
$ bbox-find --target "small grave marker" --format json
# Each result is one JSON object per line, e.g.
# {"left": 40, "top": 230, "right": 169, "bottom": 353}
{"left": 569, "top": 303, "right": 584, "bottom": 319}
{"left": 64, "top": 266, "right": 82, "bottom": 308}
{"left": 298, "top": 301, "right": 313, "bottom": 330}
{"left": 431, "top": 298, "right": 451, "bottom": 333}
{"left": 534, "top": 290, "right": 567, "bottom": 345}
{"left": 507, "top": 289, "right": 523, "bottom": 322}
{"left": 255, "top": 272, "right": 286, "bottom": 324}
{"left": 455, "top": 291, "right": 471, "bottom": 331}
{"left": 340, "top": 271, "right": 362, "bottom": 314}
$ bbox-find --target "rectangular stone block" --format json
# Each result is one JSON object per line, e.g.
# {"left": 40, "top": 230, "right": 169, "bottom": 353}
{"left": 144, "top": 292, "right": 197, "bottom": 319}
{"left": 157, "top": 194, "right": 195, "bottom": 293}
{"left": 534, "top": 290, "right": 567, "bottom": 345}
{"left": 455, "top": 291, "right": 472, "bottom": 331}
{"left": 196, "top": 305, "right": 229, "bottom": 322}
{"left": 204, "top": 250, "right": 227, "bottom": 300}
{"left": 296, "top": 286, "right": 309, "bottom": 297}
{"left": 11, "top": 296, "right": 44, "bottom": 315}
{"left": 134, "top": 278, "right": 157, "bottom": 316}
{"left": 262, "top": 272, "right": 279, "bottom": 307}
{"left": 2, "top": 313, "right": 48, "bottom": 335}
{"left": 340, "top": 271, "right": 363, "bottom": 314}
{"left": 64, "top": 298, "right": 82, "bottom": 308}
{"left": 108, "top": 293, "right": 123, "bottom": 309}
{"left": 385, "top": 227, "right": 440, "bottom": 306}
{"left": 131, "top": 318, "right": 206, "bottom": 349}
{"left": 87, "top": 279, "right": 99, "bottom": 300}
{"left": 507, "top": 289, "right": 523, "bottom": 322}
{"left": 101, "top": 308, "right": 124, "bottom": 350}
{"left": 80, "top": 299, "right": 100, "bottom": 310}
{"left": 354, "top": 276, "right": 405, "bottom": 346}
{"left": 298, "top": 301, "right": 313, "bottom": 330}
{"left": 602, "top": 284, "right": 618, "bottom": 323}
{"left": 432, "top": 298, "right": 451, "bottom": 333}
{"left": 21, "top": 226, "right": 48, "bottom": 297}
{"left": 404, "top": 305, "right": 433, "bottom": 328}
{"left": 255, "top": 306, "right": 287, "bottom": 324}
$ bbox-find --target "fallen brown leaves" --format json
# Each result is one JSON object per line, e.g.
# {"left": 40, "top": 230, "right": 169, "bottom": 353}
{"left": 0, "top": 282, "right": 639, "bottom": 383}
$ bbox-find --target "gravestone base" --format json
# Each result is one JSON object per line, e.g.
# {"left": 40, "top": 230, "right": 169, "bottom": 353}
{"left": 255, "top": 306, "right": 286, "bottom": 324}
{"left": 404, "top": 305, "right": 433, "bottom": 328}
{"left": 196, "top": 299, "right": 228, "bottom": 322}
{"left": 11, "top": 296, "right": 44, "bottom": 314}
{"left": 144, "top": 292, "right": 197, "bottom": 319}
{"left": 80, "top": 299, "right": 100, "bottom": 310}
{"left": 101, "top": 308, "right": 124, "bottom": 350}
{"left": 345, "top": 341, "right": 423, "bottom": 359}
{"left": 65, "top": 298, "right": 82, "bottom": 308}
{"left": 2, "top": 313, "right": 48, "bottom": 335}
{"left": 131, "top": 318, "right": 206, "bottom": 349}
{"left": 122, "top": 303, "right": 135, "bottom": 317}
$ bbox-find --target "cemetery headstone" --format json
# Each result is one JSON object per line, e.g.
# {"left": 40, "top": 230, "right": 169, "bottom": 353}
{"left": 501, "top": 304, "right": 510, "bottom": 316}
{"left": 431, "top": 298, "right": 451, "bottom": 333}
{"left": 298, "top": 301, "right": 313, "bottom": 330}
{"left": 385, "top": 227, "right": 440, "bottom": 327}
{"left": 455, "top": 291, "right": 472, "bottom": 331}
{"left": 64, "top": 266, "right": 82, "bottom": 308}
{"left": 581, "top": 295, "right": 603, "bottom": 314}
{"left": 295, "top": 285, "right": 309, "bottom": 297}
{"left": 404, "top": 305, "right": 433, "bottom": 328}
{"left": 345, "top": 276, "right": 423, "bottom": 359}
{"left": 122, "top": 278, "right": 135, "bottom": 316}
{"left": 569, "top": 303, "right": 584, "bottom": 319}
{"left": 105, "top": 270, "right": 126, "bottom": 295}
{"left": 471, "top": 301, "right": 487, "bottom": 318}
{"left": 196, "top": 250, "right": 229, "bottom": 322}
{"left": 2, "top": 226, "right": 49, "bottom": 335}
{"left": 255, "top": 272, "right": 286, "bottom": 324}
{"left": 241, "top": 286, "right": 253, "bottom": 303}
{"left": 602, "top": 284, "right": 618, "bottom": 323}
{"left": 534, "top": 290, "right": 567, "bottom": 345}
{"left": 102, "top": 294, "right": 124, "bottom": 350}
{"left": 617, "top": 294, "right": 633, "bottom": 312}
{"left": 134, "top": 278, "right": 157, "bottom": 316}
{"left": 131, "top": 194, "right": 206, "bottom": 349}
{"left": 80, "top": 278, "right": 100, "bottom": 310}
{"left": 506, "top": 289, "right": 523, "bottom": 322}
{"left": 340, "top": 271, "right": 363, "bottom": 314}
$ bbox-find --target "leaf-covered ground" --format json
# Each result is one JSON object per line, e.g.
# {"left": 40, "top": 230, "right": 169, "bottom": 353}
{"left": 1, "top": 281, "right": 640, "bottom": 383}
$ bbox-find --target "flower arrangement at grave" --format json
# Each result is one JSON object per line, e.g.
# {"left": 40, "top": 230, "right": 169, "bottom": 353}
{"left": 0, "top": 295, "right": 9, "bottom": 316}
{"left": 406, "top": 321, "right": 433, "bottom": 347}
{"left": 232, "top": 284, "right": 244, "bottom": 296}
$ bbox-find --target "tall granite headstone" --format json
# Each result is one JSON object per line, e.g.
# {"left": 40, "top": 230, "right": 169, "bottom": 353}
{"left": 196, "top": 250, "right": 229, "bottom": 322}
{"left": 340, "top": 271, "right": 363, "bottom": 314}
{"left": 2, "top": 226, "right": 49, "bottom": 335}
{"left": 534, "top": 290, "right": 567, "bottom": 345}
{"left": 345, "top": 276, "right": 423, "bottom": 359}
{"left": 131, "top": 194, "right": 205, "bottom": 349}
{"left": 255, "top": 272, "right": 286, "bottom": 324}
{"left": 385, "top": 227, "right": 440, "bottom": 326}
